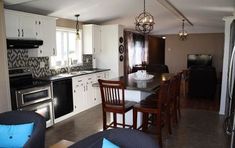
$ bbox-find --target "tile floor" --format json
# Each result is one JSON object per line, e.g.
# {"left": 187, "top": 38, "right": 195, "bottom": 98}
{"left": 45, "top": 105, "right": 229, "bottom": 148}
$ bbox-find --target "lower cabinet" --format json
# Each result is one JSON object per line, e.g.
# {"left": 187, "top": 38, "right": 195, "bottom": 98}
{"left": 72, "top": 71, "right": 110, "bottom": 114}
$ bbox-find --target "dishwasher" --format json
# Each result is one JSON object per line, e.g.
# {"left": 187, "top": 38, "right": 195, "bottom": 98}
{"left": 52, "top": 78, "right": 73, "bottom": 119}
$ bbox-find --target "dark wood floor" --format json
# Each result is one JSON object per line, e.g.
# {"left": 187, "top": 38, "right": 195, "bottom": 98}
{"left": 45, "top": 84, "right": 224, "bottom": 147}
{"left": 180, "top": 84, "right": 221, "bottom": 111}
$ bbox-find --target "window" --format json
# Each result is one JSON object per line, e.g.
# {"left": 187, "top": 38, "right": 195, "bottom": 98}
{"left": 50, "top": 27, "right": 82, "bottom": 68}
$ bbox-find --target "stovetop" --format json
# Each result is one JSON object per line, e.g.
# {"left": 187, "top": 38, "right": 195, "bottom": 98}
{"left": 9, "top": 67, "right": 50, "bottom": 90}
{"left": 10, "top": 77, "right": 50, "bottom": 90}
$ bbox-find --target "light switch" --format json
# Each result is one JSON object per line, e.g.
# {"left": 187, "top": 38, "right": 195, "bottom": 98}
{"left": 40, "top": 62, "right": 45, "bottom": 68}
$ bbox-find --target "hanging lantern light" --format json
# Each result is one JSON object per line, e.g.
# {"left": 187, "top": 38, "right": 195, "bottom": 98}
{"left": 135, "top": 0, "right": 155, "bottom": 34}
{"left": 178, "top": 19, "right": 188, "bottom": 41}
{"left": 75, "top": 14, "right": 80, "bottom": 39}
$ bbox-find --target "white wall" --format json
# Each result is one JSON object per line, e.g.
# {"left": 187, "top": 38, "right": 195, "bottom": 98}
{"left": 165, "top": 33, "right": 224, "bottom": 77}
{"left": 96, "top": 24, "right": 124, "bottom": 78}
{"left": 0, "top": 0, "right": 11, "bottom": 113}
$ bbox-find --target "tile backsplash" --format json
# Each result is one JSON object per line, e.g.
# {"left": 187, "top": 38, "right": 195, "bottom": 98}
{"left": 7, "top": 49, "right": 93, "bottom": 78}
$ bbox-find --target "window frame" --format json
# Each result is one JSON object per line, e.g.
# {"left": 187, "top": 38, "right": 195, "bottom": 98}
{"left": 50, "top": 27, "right": 83, "bottom": 69}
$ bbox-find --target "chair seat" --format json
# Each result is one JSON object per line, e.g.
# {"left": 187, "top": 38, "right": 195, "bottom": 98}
{"left": 105, "top": 101, "right": 136, "bottom": 112}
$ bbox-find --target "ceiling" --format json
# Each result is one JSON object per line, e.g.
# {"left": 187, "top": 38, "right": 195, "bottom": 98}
{"left": 3, "top": 0, "right": 235, "bottom": 35}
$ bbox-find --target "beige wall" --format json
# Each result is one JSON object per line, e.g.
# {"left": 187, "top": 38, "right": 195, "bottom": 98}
{"left": 56, "top": 18, "right": 82, "bottom": 29}
{"left": 165, "top": 33, "right": 224, "bottom": 77}
{"left": 0, "top": 0, "right": 11, "bottom": 112}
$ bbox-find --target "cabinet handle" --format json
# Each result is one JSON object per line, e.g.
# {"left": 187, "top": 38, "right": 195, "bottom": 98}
{"left": 78, "top": 80, "right": 82, "bottom": 82}
{"left": 75, "top": 105, "right": 76, "bottom": 109}
{"left": 40, "top": 50, "right": 42, "bottom": 54}
{"left": 86, "top": 85, "right": 88, "bottom": 91}
{"left": 39, "top": 21, "right": 41, "bottom": 25}
{"left": 53, "top": 48, "right": 55, "bottom": 55}
{"left": 21, "top": 29, "right": 24, "bottom": 37}
{"left": 17, "top": 29, "right": 20, "bottom": 37}
{"left": 74, "top": 90, "right": 76, "bottom": 93}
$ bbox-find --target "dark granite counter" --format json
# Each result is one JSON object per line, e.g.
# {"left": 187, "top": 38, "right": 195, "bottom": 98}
{"left": 38, "top": 69, "right": 110, "bottom": 81}
{"left": 93, "top": 73, "right": 174, "bottom": 92}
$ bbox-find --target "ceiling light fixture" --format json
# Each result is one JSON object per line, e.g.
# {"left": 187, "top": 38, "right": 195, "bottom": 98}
{"left": 75, "top": 14, "right": 80, "bottom": 39}
{"left": 178, "top": 19, "right": 188, "bottom": 41}
{"left": 135, "top": 0, "right": 155, "bottom": 34}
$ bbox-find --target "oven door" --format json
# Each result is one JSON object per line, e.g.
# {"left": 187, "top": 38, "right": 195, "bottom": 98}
{"left": 19, "top": 100, "right": 54, "bottom": 128}
{"left": 16, "top": 85, "right": 51, "bottom": 108}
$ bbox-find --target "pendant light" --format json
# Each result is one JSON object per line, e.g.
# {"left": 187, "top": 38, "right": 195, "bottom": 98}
{"left": 135, "top": 0, "right": 155, "bottom": 34}
{"left": 178, "top": 19, "right": 188, "bottom": 41}
{"left": 75, "top": 14, "right": 80, "bottom": 39}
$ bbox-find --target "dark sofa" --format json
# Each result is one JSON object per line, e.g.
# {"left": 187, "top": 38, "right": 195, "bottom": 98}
{"left": 69, "top": 128, "right": 159, "bottom": 148}
{"left": 188, "top": 66, "right": 217, "bottom": 98}
{"left": 0, "top": 111, "right": 46, "bottom": 148}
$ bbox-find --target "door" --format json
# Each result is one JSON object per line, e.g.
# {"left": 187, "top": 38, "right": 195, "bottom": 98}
{"left": 73, "top": 76, "right": 86, "bottom": 113}
{"left": 85, "top": 75, "right": 95, "bottom": 108}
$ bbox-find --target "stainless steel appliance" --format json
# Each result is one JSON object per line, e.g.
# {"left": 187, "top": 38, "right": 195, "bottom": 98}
{"left": 223, "top": 18, "right": 235, "bottom": 148}
{"left": 9, "top": 67, "right": 54, "bottom": 127}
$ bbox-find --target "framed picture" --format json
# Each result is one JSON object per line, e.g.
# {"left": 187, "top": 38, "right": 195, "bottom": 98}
{"left": 119, "top": 55, "right": 124, "bottom": 61}
{"left": 119, "top": 45, "right": 124, "bottom": 54}
{"left": 119, "top": 37, "right": 124, "bottom": 43}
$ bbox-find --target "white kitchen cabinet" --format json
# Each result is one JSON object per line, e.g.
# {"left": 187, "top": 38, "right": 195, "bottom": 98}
{"left": 28, "top": 16, "right": 56, "bottom": 57}
{"left": 72, "top": 76, "right": 87, "bottom": 113}
{"left": 5, "top": 10, "right": 35, "bottom": 39}
{"left": 72, "top": 71, "right": 110, "bottom": 114}
{"left": 4, "top": 9, "right": 56, "bottom": 57}
{"left": 93, "top": 71, "right": 110, "bottom": 106}
{"left": 83, "top": 24, "right": 101, "bottom": 54}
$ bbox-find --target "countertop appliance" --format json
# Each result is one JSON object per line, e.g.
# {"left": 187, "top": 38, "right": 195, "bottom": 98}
{"left": 222, "top": 17, "right": 235, "bottom": 148}
{"left": 9, "top": 67, "right": 54, "bottom": 127}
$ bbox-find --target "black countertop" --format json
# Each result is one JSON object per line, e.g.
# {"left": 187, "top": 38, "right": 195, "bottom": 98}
{"left": 93, "top": 73, "right": 174, "bottom": 92}
{"left": 38, "top": 69, "right": 110, "bottom": 81}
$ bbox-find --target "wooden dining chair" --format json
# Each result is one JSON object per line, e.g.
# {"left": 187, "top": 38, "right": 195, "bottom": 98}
{"left": 98, "top": 79, "right": 136, "bottom": 130}
{"left": 133, "top": 80, "right": 171, "bottom": 148}
{"left": 175, "top": 72, "right": 183, "bottom": 119}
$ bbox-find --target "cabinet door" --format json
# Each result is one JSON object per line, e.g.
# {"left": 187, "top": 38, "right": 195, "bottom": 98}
{"left": 19, "top": 14, "right": 36, "bottom": 39}
{"left": 93, "top": 25, "right": 101, "bottom": 54}
{"left": 41, "top": 17, "right": 56, "bottom": 56}
{"left": 94, "top": 72, "right": 105, "bottom": 105}
{"left": 85, "top": 75, "right": 96, "bottom": 108}
{"left": 83, "top": 25, "right": 93, "bottom": 54}
{"left": 72, "top": 77, "right": 86, "bottom": 113}
{"left": 4, "top": 10, "right": 20, "bottom": 38}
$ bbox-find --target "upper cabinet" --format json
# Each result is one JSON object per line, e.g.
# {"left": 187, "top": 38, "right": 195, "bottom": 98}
{"left": 5, "top": 10, "right": 36, "bottom": 39}
{"left": 83, "top": 24, "right": 101, "bottom": 54}
{"left": 4, "top": 9, "right": 56, "bottom": 57}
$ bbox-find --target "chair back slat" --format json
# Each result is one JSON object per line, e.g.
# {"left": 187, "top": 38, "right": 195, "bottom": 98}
{"left": 98, "top": 79, "right": 125, "bottom": 108}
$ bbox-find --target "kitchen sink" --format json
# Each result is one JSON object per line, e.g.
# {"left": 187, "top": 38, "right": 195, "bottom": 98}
{"left": 80, "top": 70, "right": 95, "bottom": 73}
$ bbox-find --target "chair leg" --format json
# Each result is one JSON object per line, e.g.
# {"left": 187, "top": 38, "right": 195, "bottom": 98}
{"left": 167, "top": 107, "right": 172, "bottom": 135}
{"left": 122, "top": 113, "right": 125, "bottom": 128}
{"left": 142, "top": 113, "right": 148, "bottom": 132}
{"left": 178, "top": 96, "right": 181, "bottom": 119}
{"left": 174, "top": 102, "right": 178, "bottom": 124}
{"left": 156, "top": 112, "right": 162, "bottom": 148}
{"left": 103, "top": 111, "right": 107, "bottom": 130}
{"left": 133, "top": 108, "right": 137, "bottom": 129}
{"left": 113, "top": 113, "right": 117, "bottom": 127}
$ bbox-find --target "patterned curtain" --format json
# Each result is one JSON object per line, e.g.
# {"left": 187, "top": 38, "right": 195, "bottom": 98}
{"left": 124, "top": 31, "right": 148, "bottom": 75}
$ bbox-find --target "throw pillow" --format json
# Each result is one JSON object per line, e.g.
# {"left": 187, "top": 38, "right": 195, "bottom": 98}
{"left": 0, "top": 122, "right": 34, "bottom": 147}
{"left": 102, "top": 138, "right": 120, "bottom": 148}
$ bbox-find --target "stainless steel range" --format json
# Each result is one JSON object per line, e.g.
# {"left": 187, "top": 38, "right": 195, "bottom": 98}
{"left": 9, "top": 67, "right": 54, "bottom": 127}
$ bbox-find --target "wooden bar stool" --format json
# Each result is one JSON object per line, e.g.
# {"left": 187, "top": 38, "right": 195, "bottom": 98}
{"left": 98, "top": 79, "right": 136, "bottom": 130}
{"left": 133, "top": 80, "right": 171, "bottom": 148}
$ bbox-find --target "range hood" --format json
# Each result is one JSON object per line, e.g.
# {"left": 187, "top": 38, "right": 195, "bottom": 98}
{"left": 6, "top": 39, "right": 43, "bottom": 49}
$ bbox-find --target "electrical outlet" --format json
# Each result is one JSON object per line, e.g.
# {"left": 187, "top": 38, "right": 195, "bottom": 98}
{"left": 40, "top": 62, "right": 45, "bottom": 68}
{"left": 86, "top": 58, "right": 89, "bottom": 63}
